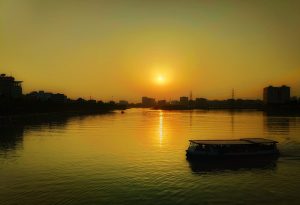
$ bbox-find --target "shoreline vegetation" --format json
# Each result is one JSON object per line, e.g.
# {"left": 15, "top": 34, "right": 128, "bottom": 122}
{"left": 2, "top": 105, "right": 298, "bottom": 135}
{"left": 1, "top": 98, "right": 300, "bottom": 121}
{"left": 0, "top": 100, "right": 126, "bottom": 115}
{"left": 0, "top": 98, "right": 126, "bottom": 126}
{"left": 0, "top": 112, "right": 115, "bottom": 130}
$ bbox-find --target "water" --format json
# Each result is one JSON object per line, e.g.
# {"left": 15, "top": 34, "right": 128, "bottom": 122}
{"left": 1, "top": 109, "right": 300, "bottom": 204}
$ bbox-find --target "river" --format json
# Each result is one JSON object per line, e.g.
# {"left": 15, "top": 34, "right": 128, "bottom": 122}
{"left": 1, "top": 109, "right": 300, "bottom": 204}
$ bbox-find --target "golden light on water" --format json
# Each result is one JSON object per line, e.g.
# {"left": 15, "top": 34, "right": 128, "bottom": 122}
{"left": 159, "top": 110, "right": 163, "bottom": 146}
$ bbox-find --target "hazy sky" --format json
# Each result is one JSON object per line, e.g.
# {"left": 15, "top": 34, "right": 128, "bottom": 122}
{"left": 1, "top": 0, "right": 299, "bottom": 102}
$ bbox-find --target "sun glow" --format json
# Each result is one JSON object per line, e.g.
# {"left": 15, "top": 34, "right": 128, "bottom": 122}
{"left": 151, "top": 64, "right": 173, "bottom": 86}
{"left": 156, "top": 75, "right": 166, "bottom": 85}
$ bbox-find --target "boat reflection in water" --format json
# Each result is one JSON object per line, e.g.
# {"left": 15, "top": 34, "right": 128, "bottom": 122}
{"left": 187, "top": 156, "right": 278, "bottom": 173}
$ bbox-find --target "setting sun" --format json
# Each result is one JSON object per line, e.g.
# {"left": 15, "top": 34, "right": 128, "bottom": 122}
{"left": 156, "top": 75, "right": 166, "bottom": 85}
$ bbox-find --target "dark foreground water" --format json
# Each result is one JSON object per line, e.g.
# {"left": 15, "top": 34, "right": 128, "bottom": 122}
{"left": 1, "top": 109, "right": 300, "bottom": 204}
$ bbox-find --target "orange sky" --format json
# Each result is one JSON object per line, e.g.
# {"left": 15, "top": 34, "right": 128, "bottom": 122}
{"left": 1, "top": 0, "right": 299, "bottom": 102}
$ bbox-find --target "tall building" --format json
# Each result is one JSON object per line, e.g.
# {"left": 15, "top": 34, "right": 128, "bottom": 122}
{"left": 0, "top": 74, "right": 23, "bottom": 99}
{"left": 263, "top": 86, "right": 290, "bottom": 104}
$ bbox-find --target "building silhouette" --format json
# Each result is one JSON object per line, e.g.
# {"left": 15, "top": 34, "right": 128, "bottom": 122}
{"left": 26, "top": 91, "right": 67, "bottom": 103}
{"left": 0, "top": 74, "right": 22, "bottom": 99}
{"left": 195, "top": 98, "right": 208, "bottom": 107}
{"left": 119, "top": 100, "right": 129, "bottom": 105}
{"left": 52, "top": 93, "right": 67, "bottom": 103}
{"left": 157, "top": 100, "right": 167, "bottom": 106}
{"left": 170, "top": 100, "right": 179, "bottom": 105}
{"left": 142, "top": 97, "right": 156, "bottom": 106}
{"left": 180, "top": 96, "right": 189, "bottom": 105}
{"left": 263, "top": 86, "right": 290, "bottom": 104}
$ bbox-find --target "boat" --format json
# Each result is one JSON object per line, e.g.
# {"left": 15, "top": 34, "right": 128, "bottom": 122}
{"left": 186, "top": 138, "right": 279, "bottom": 159}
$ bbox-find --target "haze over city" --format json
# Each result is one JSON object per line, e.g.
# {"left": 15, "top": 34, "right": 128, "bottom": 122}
{"left": 1, "top": 0, "right": 300, "bottom": 102}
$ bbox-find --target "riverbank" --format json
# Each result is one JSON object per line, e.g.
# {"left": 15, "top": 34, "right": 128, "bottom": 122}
{"left": 0, "top": 110, "right": 118, "bottom": 127}
{"left": 0, "top": 100, "right": 127, "bottom": 126}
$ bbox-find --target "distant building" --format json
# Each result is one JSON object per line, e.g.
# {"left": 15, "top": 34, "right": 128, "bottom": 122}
{"left": 76, "top": 98, "right": 86, "bottom": 103}
{"left": 119, "top": 100, "right": 129, "bottom": 105}
{"left": 195, "top": 98, "right": 208, "bottom": 106}
{"left": 27, "top": 91, "right": 67, "bottom": 103}
{"left": 180, "top": 96, "right": 189, "bottom": 105}
{"left": 87, "top": 99, "right": 97, "bottom": 104}
{"left": 142, "top": 97, "right": 156, "bottom": 106}
{"left": 157, "top": 100, "right": 167, "bottom": 106}
{"left": 27, "top": 91, "right": 52, "bottom": 101}
{"left": 263, "top": 86, "right": 290, "bottom": 104}
{"left": 0, "top": 74, "right": 23, "bottom": 99}
{"left": 52, "top": 93, "right": 67, "bottom": 103}
{"left": 109, "top": 100, "right": 116, "bottom": 105}
{"left": 170, "top": 100, "right": 179, "bottom": 105}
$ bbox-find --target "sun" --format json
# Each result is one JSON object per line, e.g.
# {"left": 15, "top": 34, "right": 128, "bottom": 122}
{"left": 156, "top": 75, "right": 166, "bottom": 85}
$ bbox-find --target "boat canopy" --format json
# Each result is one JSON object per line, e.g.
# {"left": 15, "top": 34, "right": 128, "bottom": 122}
{"left": 241, "top": 138, "right": 278, "bottom": 144}
{"left": 189, "top": 138, "right": 278, "bottom": 145}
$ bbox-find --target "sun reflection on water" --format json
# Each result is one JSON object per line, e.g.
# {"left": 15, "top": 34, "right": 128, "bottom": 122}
{"left": 159, "top": 110, "right": 163, "bottom": 146}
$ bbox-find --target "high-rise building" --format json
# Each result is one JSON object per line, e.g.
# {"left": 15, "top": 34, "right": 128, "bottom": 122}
{"left": 0, "top": 74, "right": 23, "bottom": 99}
{"left": 263, "top": 86, "right": 290, "bottom": 104}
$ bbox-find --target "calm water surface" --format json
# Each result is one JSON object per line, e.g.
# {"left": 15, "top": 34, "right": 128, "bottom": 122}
{"left": 1, "top": 109, "right": 300, "bottom": 204}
